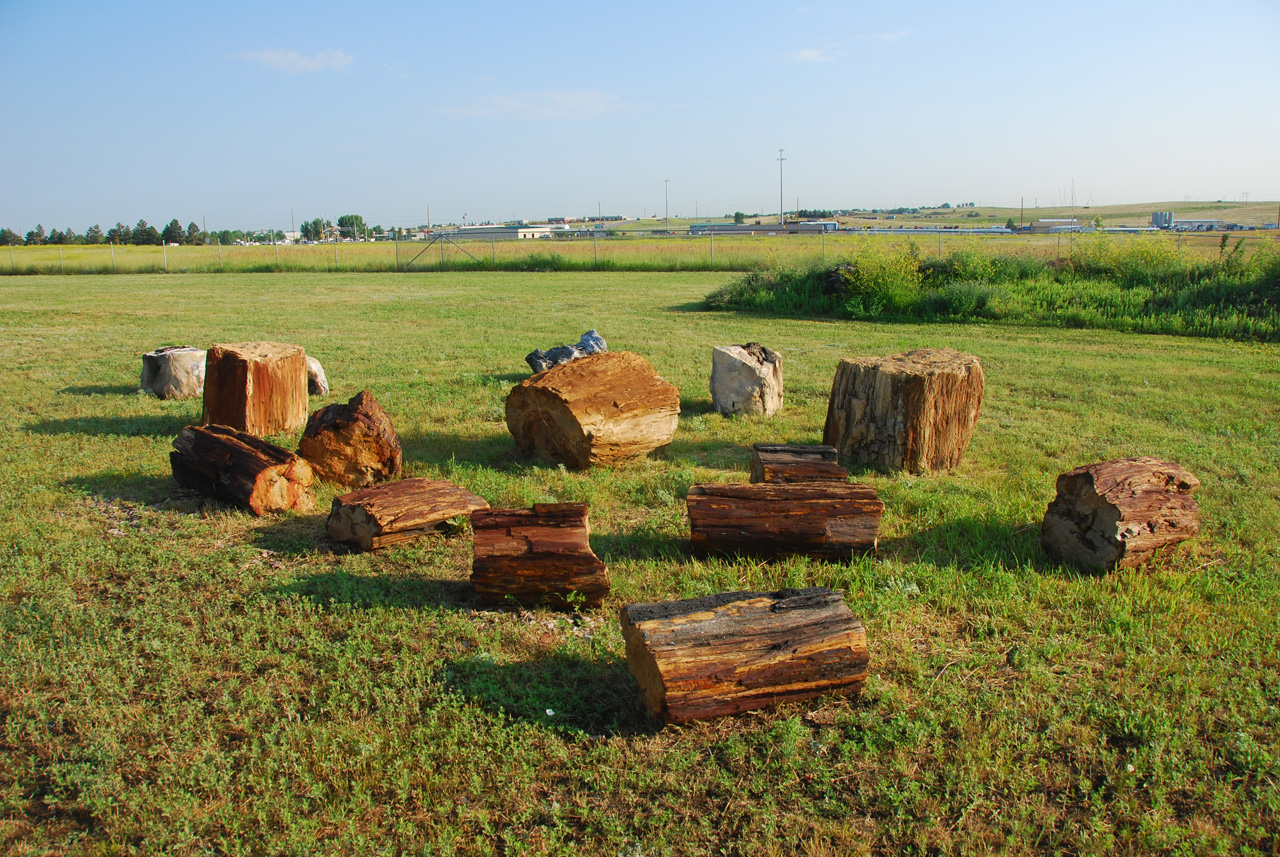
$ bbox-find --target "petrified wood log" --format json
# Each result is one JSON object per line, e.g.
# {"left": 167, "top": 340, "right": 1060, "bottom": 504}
{"left": 306, "top": 356, "right": 330, "bottom": 396}
{"left": 170, "top": 424, "right": 315, "bottom": 516}
{"left": 749, "top": 444, "right": 848, "bottom": 484}
{"left": 687, "top": 482, "right": 883, "bottom": 561}
{"left": 1042, "top": 456, "right": 1201, "bottom": 571}
{"left": 506, "top": 351, "right": 680, "bottom": 469}
{"left": 297, "top": 390, "right": 402, "bottom": 488}
{"left": 471, "top": 503, "right": 609, "bottom": 609}
{"left": 326, "top": 477, "right": 489, "bottom": 551}
{"left": 620, "top": 587, "right": 869, "bottom": 724}
{"left": 823, "top": 348, "right": 984, "bottom": 474}
{"left": 710, "top": 343, "right": 783, "bottom": 416}
{"left": 201, "top": 341, "right": 309, "bottom": 437}
{"left": 141, "top": 345, "right": 206, "bottom": 399}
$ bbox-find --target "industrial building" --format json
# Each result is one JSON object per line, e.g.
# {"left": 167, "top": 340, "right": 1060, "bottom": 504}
{"left": 688, "top": 221, "right": 838, "bottom": 235}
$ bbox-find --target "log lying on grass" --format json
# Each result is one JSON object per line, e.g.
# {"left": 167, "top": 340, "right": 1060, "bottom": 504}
{"left": 620, "top": 587, "right": 869, "bottom": 724}
{"left": 202, "top": 341, "right": 309, "bottom": 437}
{"left": 749, "top": 444, "right": 848, "bottom": 484}
{"left": 327, "top": 477, "right": 489, "bottom": 551}
{"left": 506, "top": 351, "right": 680, "bottom": 469}
{"left": 171, "top": 424, "right": 315, "bottom": 515}
{"left": 297, "top": 390, "right": 402, "bottom": 488}
{"left": 141, "top": 345, "right": 206, "bottom": 399}
{"left": 687, "top": 482, "right": 883, "bottom": 560}
{"left": 1041, "top": 456, "right": 1200, "bottom": 571}
{"left": 823, "top": 348, "right": 984, "bottom": 474}
{"left": 471, "top": 503, "right": 609, "bottom": 609}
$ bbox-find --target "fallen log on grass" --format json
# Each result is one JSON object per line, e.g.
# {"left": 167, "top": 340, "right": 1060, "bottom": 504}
{"left": 620, "top": 587, "right": 869, "bottom": 724}
{"left": 327, "top": 477, "right": 489, "bottom": 551}
{"left": 749, "top": 443, "right": 848, "bottom": 484}
{"left": 170, "top": 424, "right": 315, "bottom": 515}
{"left": 471, "top": 503, "right": 609, "bottom": 609}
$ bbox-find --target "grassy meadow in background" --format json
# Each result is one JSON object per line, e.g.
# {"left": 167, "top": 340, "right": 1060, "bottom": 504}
{"left": 1, "top": 272, "right": 1279, "bottom": 854}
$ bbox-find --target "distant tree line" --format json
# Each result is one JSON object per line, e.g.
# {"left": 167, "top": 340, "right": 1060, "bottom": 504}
{"left": 0, "top": 219, "right": 290, "bottom": 247}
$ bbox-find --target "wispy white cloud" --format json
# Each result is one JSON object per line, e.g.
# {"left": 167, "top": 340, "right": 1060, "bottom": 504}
{"left": 456, "top": 90, "right": 627, "bottom": 121}
{"left": 786, "top": 47, "right": 836, "bottom": 63}
{"left": 865, "top": 31, "right": 909, "bottom": 45}
{"left": 239, "top": 49, "right": 353, "bottom": 74}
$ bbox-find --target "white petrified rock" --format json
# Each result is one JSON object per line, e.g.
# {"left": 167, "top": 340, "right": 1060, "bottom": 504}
{"left": 710, "top": 343, "right": 783, "bottom": 417}
{"left": 306, "top": 356, "right": 330, "bottom": 396}
{"left": 140, "top": 345, "right": 206, "bottom": 399}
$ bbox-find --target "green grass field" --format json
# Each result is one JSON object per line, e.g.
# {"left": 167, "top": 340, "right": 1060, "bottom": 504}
{"left": 2, "top": 272, "right": 1278, "bottom": 855}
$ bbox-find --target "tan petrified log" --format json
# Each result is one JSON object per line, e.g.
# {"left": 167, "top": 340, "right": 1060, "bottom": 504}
{"left": 1042, "top": 456, "right": 1201, "bottom": 571}
{"left": 505, "top": 351, "right": 680, "bottom": 469}
{"left": 326, "top": 477, "right": 489, "bottom": 551}
{"left": 170, "top": 424, "right": 315, "bottom": 515}
{"left": 710, "top": 343, "right": 783, "bottom": 416}
{"left": 201, "top": 341, "right": 309, "bottom": 437}
{"left": 823, "top": 348, "right": 984, "bottom": 474}
{"left": 687, "top": 482, "right": 883, "bottom": 561}
{"left": 749, "top": 443, "right": 848, "bottom": 484}
{"left": 620, "top": 587, "right": 869, "bottom": 724}
{"left": 471, "top": 503, "right": 609, "bottom": 609}
{"left": 141, "top": 345, "right": 206, "bottom": 399}
{"left": 297, "top": 390, "right": 402, "bottom": 488}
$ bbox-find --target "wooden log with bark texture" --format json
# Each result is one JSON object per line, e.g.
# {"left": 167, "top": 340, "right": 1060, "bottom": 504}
{"left": 297, "top": 390, "right": 403, "bottom": 488}
{"left": 749, "top": 444, "right": 848, "bottom": 484}
{"left": 327, "top": 477, "right": 489, "bottom": 551}
{"left": 687, "top": 482, "right": 883, "bottom": 561}
{"left": 201, "top": 341, "right": 309, "bottom": 437}
{"left": 1041, "top": 456, "right": 1200, "bottom": 571}
{"left": 620, "top": 587, "right": 869, "bottom": 724}
{"left": 170, "top": 424, "right": 316, "bottom": 516}
{"left": 823, "top": 348, "right": 984, "bottom": 474}
{"left": 471, "top": 503, "right": 609, "bottom": 609}
{"left": 506, "top": 351, "right": 680, "bottom": 469}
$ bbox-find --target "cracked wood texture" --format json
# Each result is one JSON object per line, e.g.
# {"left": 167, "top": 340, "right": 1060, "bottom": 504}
{"left": 823, "top": 348, "right": 984, "bottom": 474}
{"left": 1041, "top": 456, "right": 1200, "bottom": 571}
{"left": 749, "top": 444, "right": 848, "bottom": 484}
{"left": 620, "top": 588, "right": 869, "bottom": 724}
{"left": 687, "top": 482, "right": 883, "bottom": 561}
{"left": 171, "top": 424, "right": 315, "bottom": 516}
{"left": 471, "top": 503, "right": 609, "bottom": 610}
{"left": 505, "top": 351, "right": 680, "bottom": 469}
{"left": 297, "top": 390, "right": 403, "bottom": 488}
{"left": 201, "top": 341, "right": 309, "bottom": 437}
{"left": 327, "top": 477, "right": 489, "bottom": 552}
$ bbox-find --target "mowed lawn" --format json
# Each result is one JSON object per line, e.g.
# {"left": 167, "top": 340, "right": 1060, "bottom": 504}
{"left": 1, "top": 272, "right": 1278, "bottom": 855}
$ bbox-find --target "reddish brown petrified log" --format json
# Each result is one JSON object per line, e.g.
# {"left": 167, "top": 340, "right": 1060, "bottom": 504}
{"left": 620, "top": 587, "right": 869, "bottom": 724}
{"left": 505, "top": 351, "right": 680, "bottom": 469}
{"left": 471, "top": 503, "right": 609, "bottom": 609}
{"left": 749, "top": 444, "right": 848, "bottom": 484}
{"left": 201, "top": 341, "right": 309, "bottom": 437}
{"left": 170, "top": 424, "right": 315, "bottom": 516}
{"left": 687, "top": 482, "right": 883, "bottom": 561}
{"left": 326, "top": 477, "right": 489, "bottom": 551}
{"left": 823, "top": 348, "right": 984, "bottom": 474}
{"left": 297, "top": 390, "right": 402, "bottom": 488}
{"left": 1042, "top": 456, "right": 1201, "bottom": 571}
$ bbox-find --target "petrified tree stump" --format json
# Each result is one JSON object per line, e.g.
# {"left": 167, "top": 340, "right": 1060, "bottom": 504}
{"left": 710, "top": 343, "right": 783, "bottom": 416}
{"left": 823, "top": 348, "right": 984, "bottom": 474}
{"left": 749, "top": 444, "right": 848, "bottom": 484}
{"left": 687, "top": 482, "right": 884, "bottom": 561}
{"left": 306, "top": 356, "right": 330, "bottom": 396}
{"left": 141, "top": 345, "right": 207, "bottom": 399}
{"left": 326, "top": 477, "right": 489, "bottom": 551}
{"left": 620, "top": 587, "right": 870, "bottom": 724}
{"left": 506, "top": 351, "right": 680, "bottom": 469}
{"left": 297, "top": 390, "right": 402, "bottom": 488}
{"left": 171, "top": 424, "right": 315, "bottom": 515}
{"left": 1042, "top": 456, "right": 1201, "bottom": 571}
{"left": 471, "top": 503, "right": 609, "bottom": 609}
{"left": 202, "top": 341, "right": 309, "bottom": 437}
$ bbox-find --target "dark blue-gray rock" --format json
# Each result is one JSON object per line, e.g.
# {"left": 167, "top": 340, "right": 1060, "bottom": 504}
{"left": 578, "top": 329, "right": 607, "bottom": 355}
{"left": 526, "top": 330, "right": 608, "bottom": 373}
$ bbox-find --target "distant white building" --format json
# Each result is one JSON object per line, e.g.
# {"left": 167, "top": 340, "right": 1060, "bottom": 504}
{"left": 446, "top": 224, "right": 558, "bottom": 240}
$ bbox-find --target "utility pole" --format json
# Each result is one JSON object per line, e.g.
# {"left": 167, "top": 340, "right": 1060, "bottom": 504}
{"left": 664, "top": 179, "right": 670, "bottom": 234}
{"left": 778, "top": 148, "right": 786, "bottom": 225}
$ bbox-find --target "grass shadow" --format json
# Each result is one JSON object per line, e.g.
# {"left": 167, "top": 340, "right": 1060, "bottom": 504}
{"left": 666, "top": 300, "right": 712, "bottom": 313}
{"left": 63, "top": 472, "right": 189, "bottom": 508}
{"left": 447, "top": 650, "right": 657, "bottom": 737}
{"left": 481, "top": 372, "right": 529, "bottom": 384}
{"left": 679, "top": 398, "right": 716, "bottom": 417}
{"left": 276, "top": 570, "right": 478, "bottom": 611}
{"left": 251, "top": 514, "right": 330, "bottom": 555}
{"left": 399, "top": 430, "right": 526, "bottom": 472}
{"left": 26, "top": 414, "right": 190, "bottom": 438}
{"left": 885, "top": 516, "right": 1049, "bottom": 572}
{"left": 592, "top": 530, "right": 687, "bottom": 564}
{"left": 58, "top": 384, "right": 140, "bottom": 396}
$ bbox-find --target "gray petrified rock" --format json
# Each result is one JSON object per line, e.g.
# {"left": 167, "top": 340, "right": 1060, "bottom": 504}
{"left": 526, "top": 330, "right": 608, "bottom": 373}
{"left": 140, "top": 345, "right": 207, "bottom": 399}
{"left": 306, "top": 356, "right": 330, "bottom": 396}
{"left": 710, "top": 343, "right": 783, "bottom": 417}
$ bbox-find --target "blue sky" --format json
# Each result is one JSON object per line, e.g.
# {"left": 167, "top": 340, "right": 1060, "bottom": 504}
{"left": 2, "top": 0, "right": 1277, "bottom": 233}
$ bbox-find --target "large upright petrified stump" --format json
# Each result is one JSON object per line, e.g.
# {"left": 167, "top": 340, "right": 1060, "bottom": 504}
{"left": 202, "top": 341, "right": 309, "bottom": 437}
{"left": 297, "top": 390, "right": 402, "bottom": 487}
{"left": 710, "top": 343, "right": 783, "bottom": 416}
{"left": 171, "top": 424, "right": 315, "bottom": 515}
{"left": 823, "top": 347, "right": 984, "bottom": 474}
{"left": 141, "top": 345, "right": 207, "bottom": 399}
{"left": 471, "top": 503, "right": 609, "bottom": 609}
{"left": 1042, "top": 456, "right": 1201, "bottom": 571}
{"left": 620, "top": 587, "right": 870, "bottom": 724}
{"left": 506, "top": 351, "right": 680, "bottom": 469}
{"left": 327, "top": 478, "right": 489, "bottom": 552}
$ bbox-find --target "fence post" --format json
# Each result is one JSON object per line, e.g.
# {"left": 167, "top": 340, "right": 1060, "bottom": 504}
{"left": 492, "top": 235, "right": 496, "bottom": 264}
{"left": 110, "top": 241, "right": 116, "bottom": 272}
{"left": 58, "top": 245, "right": 64, "bottom": 274}
{"left": 217, "top": 237, "right": 222, "bottom": 270}
{"left": 8, "top": 242, "right": 13, "bottom": 272}
{"left": 710, "top": 231, "right": 714, "bottom": 265}
{"left": 162, "top": 242, "right": 167, "bottom": 273}
{"left": 395, "top": 234, "right": 400, "bottom": 271}
{"left": 334, "top": 236, "right": 338, "bottom": 266}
